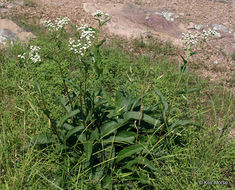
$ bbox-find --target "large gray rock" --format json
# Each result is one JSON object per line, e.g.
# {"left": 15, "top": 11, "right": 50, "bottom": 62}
{"left": 0, "top": 19, "right": 35, "bottom": 46}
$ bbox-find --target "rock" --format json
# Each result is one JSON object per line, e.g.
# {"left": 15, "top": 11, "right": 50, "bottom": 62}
{"left": 0, "top": 28, "right": 17, "bottom": 41}
{"left": 0, "top": 19, "right": 35, "bottom": 46}
{"left": 195, "top": 24, "right": 203, "bottom": 30}
{"left": 214, "top": 31, "right": 222, "bottom": 38}
{"left": 215, "top": 0, "right": 229, "bottom": 3}
{"left": 83, "top": 3, "right": 186, "bottom": 46}
{"left": 212, "top": 24, "right": 228, "bottom": 33}
{"left": 187, "top": 22, "right": 194, "bottom": 29}
{"left": 156, "top": 10, "right": 179, "bottom": 22}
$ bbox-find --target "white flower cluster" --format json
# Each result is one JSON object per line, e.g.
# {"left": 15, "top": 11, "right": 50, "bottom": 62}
{"left": 182, "top": 28, "right": 217, "bottom": 48}
{"left": 29, "top": 46, "right": 41, "bottom": 63}
{"left": 18, "top": 53, "right": 26, "bottom": 60}
{"left": 69, "top": 25, "right": 96, "bottom": 56}
{"left": 0, "top": 35, "right": 7, "bottom": 45}
{"left": 202, "top": 28, "right": 216, "bottom": 40}
{"left": 182, "top": 32, "right": 198, "bottom": 47}
{"left": 92, "top": 10, "right": 110, "bottom": 22}
{"left": 43, "top": 17, "right": 70, "bottom": 31}
{"left": 18, "top": 46, "right": 41, "bottom": 63}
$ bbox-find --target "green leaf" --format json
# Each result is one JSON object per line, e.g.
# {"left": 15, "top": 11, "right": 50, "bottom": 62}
{"left": 90, "top": 127, "right": 100, "bottom": 140}
{"left": 170, "top": 120, "right": 201, "bottom": 129}
{"left": 83, "top": 140, "right": 93, "bottom": 162}
{"left": 180, "top": 55, "right": 188, "bottom": 64}
{"left": 154, "top": 88, "right": 168, "bottom": 121}
{"left": 116, "top": 144, "right": 144, "bottom": 163}
{"left": 122, "top": 156, "right": 158, "bottom": 172}
{"left": 58, "top": 109, "right": 80, "bottom": 127}
{"left": 95, "top": 39, "right": 106, "bottom": 48}
{"left": 100, "top": 120, "right": 129, "bottom": 138}
{"left": 103, "top": 131, "right": 136, "bottom": 144}
{"left": 130, "top": 97, "right": 141, "bottom": 111}
{"left": 177, "top": 88, "right": 201, "bottom": 94}
{"left": 103, "top": 174, "right": 112, "bottom": 189}
{"left": 124, "top": 111, "right": 161, "bottom": 126}
{"left": 34, "top": 132, "right": 55, "bottom": 145}
{"left": 65, "top": 125, "right": 84, "bottom": 140}
{"left": 34, "top": 81, "right": 42, "bottom": 94}
{"left": 180, "top": 55, "right": 187, "bottom": 73}
{"left": 58, "top": 97, "right": 71, "bottom": 112}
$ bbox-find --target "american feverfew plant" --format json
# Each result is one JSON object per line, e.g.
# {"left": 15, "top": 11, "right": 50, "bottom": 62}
{"left": 92, "top": 10, "right": 110, "bottom": 27}
{"left": 180, "top": 28, "right": 216, "bottom": 73}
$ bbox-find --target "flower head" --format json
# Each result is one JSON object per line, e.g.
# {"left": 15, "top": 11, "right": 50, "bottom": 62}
{"left": 29, "top": 45, "right": 41, "bottom": 63}
{"left": 182, "top": 32, "right": 198, "bottom": 47}
{"left": 69, "top": 25, "right": 96, "bottom": 56}
{"left": 43, "top": 17, "right": 70, "bottom": 31}
{"left": 92, "top": 10, "right": 110, "bottom": 24}
{"left": 18, "top": 53, "right": 26, "bottom": 60}
{"left": 202, "top": 28, "right": 216, "bottom": 40}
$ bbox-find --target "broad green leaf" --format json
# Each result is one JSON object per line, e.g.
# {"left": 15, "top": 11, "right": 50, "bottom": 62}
{"left": 103, "top": 131, "right": 136, "bottom": 144}
{"left": 34, "top": 132, "right": 55, "bottom": 145}
{"left": 83, "top": 140, "right": 93, "bottom": 162}
{"left": 130, "top": 97, "right": 141, "bottom": 111}
{"left": 116, "top": 144, "right": 144, "bottom": 163}
{"left": 93, "top": 167, "right": 104, "bottom": 182}
{"left": 58, "top": 97, "right": 71, "bottom": 112}
{"left": 103, "top": 174, "right": 112, "bottom": 189}
{"left": 63, "top": 123, "right": 73, "bottom": 130}
{"left": 90, "top": 127, "right": 99, "bottom": 140}
{"left": 124, "top": 111, "right": 161, "bottom": 126}
{"left": 58, "top": 109, "right": 80, "bottom": 127}
{"left": 65, "top": 125, "right": 84, "bottom": 140}
{"left": 100, "top": 120, "right": 129, "bottom": 138}
{"left": 122, "top": 156, "right": 158, "bottom": 172}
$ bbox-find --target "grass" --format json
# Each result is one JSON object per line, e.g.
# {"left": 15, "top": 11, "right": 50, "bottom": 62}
{"left": 0, "top": 16, "right": 234, "bottom": 190}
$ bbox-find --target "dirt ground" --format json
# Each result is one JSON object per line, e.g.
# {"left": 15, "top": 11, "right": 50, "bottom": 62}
{"left": 1, "top": 0, "right": 235, "bottom": 89}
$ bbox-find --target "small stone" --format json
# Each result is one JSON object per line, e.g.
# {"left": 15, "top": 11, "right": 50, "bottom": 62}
{"left": 212, "top": 24, "right": 228, "bottom": 33}
{"left": 195, "top": 24, "right": 203, "bottom": 30}
{"left": 187, "top": 22, "right": 194, "bottom": 29}
{"left": 213, "top": 60, "right": 219, "bottom": 65}
{"left": 178, "top": 13, "right": 185, "bottom": 16}
{"left": 215, "top": 0, "right": 229, "bottom": 3}
{"left": 214, "top": 31, "right": 222, "bottom": 38}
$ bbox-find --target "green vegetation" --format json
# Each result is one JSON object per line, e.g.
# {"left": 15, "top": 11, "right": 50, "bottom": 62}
{"left": 0, "top": 15, "right": 234, "bottom": 190}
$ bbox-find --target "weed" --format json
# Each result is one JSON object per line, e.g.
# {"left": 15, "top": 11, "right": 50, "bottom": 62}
{"left": 0, "top": 11, "right": 234, "bottom": 189}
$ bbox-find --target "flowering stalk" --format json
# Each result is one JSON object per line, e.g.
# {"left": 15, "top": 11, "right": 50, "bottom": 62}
{"left": 92, "top": 10, "right": 111, "bottom": 28}
{"left": 180, "top": 28, "right": 216, "bottom": 72}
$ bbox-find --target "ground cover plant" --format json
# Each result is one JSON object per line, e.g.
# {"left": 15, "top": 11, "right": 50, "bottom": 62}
{"left": 0, "top": 10, "right": 234, "bottom": 190}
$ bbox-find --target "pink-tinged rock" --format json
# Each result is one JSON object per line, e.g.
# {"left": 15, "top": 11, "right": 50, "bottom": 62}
{"left": 83, "top": 3, "right": 186, "bottom": 46}
{"left": 0, "top": 19, "right": 35, "bottom": 44}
